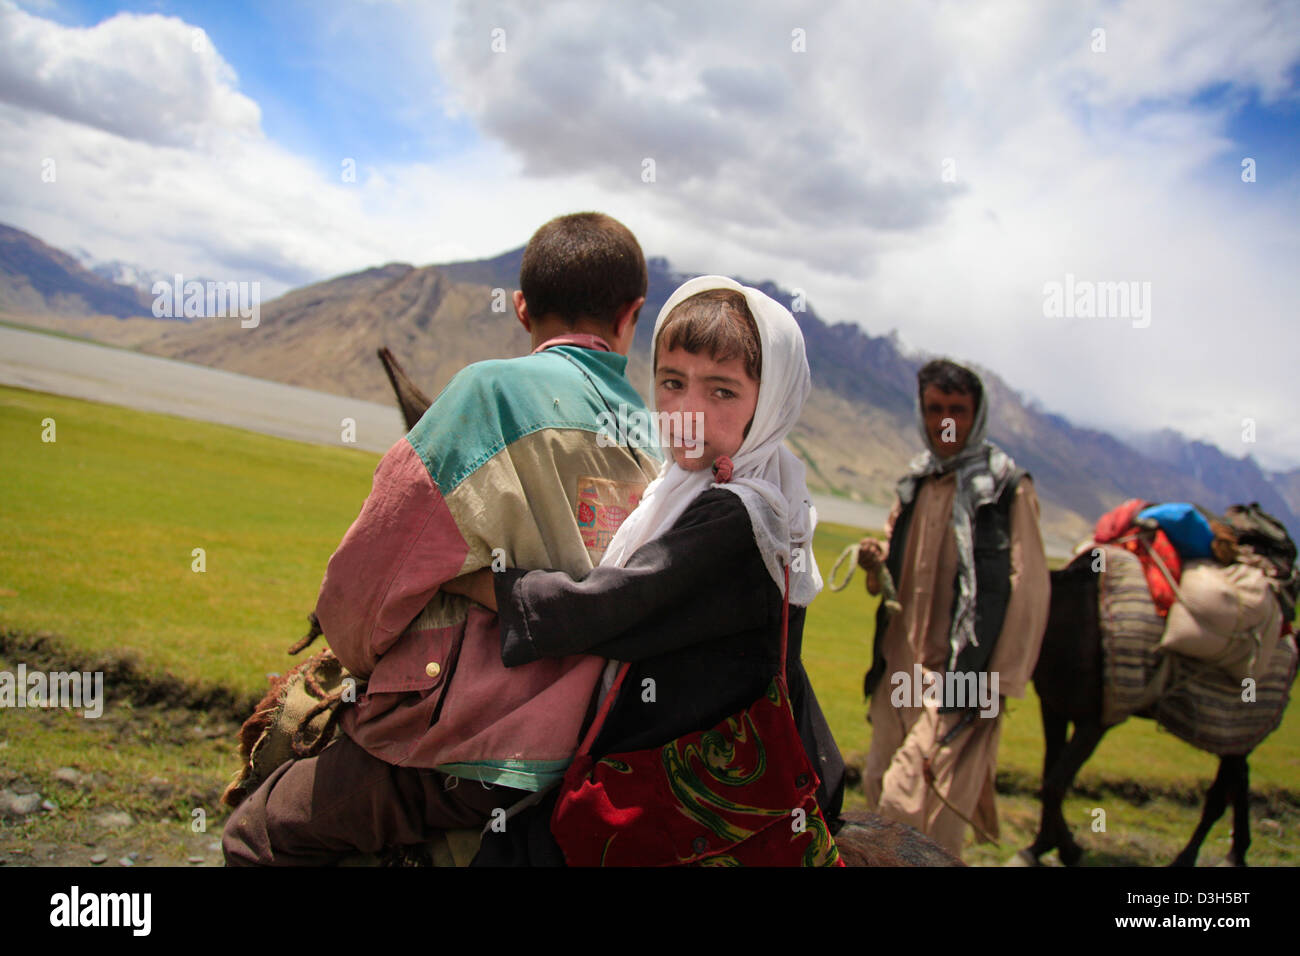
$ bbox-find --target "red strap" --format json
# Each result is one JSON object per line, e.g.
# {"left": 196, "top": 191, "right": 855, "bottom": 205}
{"left": 575, "top": 561, "right": 792, "bottom": 758}
{"left": 778, "top": 562, "right": 790, "bottom": 687}
{"left": 575, "top": 663, "right": 629, "bottom": 758}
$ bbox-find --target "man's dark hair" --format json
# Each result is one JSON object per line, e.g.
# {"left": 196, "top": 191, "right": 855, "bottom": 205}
{"left": 519, "top": 212, "right": 647, "bottom": 327}
{"left": 917, "top": 358, "right": 983, "bottom": 408}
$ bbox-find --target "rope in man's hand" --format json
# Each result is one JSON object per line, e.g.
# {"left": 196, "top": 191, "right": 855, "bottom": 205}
{"left": 828, "top": 541, "right": 902, "bottom": 613}
{"left": 831, "top": 539, "right": 999, "bottom": 847}
{"left": 921, "top": 708, "right": 1000, "bottom": 846}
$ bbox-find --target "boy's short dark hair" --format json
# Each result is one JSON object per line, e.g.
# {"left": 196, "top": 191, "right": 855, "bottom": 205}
{"left": 519, "top": 212, "right": 647, "bottom": 327}
{"left": 917, "top": 358, "right": 983, "bottom": 408}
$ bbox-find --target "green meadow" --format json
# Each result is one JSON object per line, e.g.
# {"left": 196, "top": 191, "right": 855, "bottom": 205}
{"left": 0, "top": 384, "right": 373, "bottom": 696}
{"left": 1, "top": 383, "right": 1297, "bottom": 865}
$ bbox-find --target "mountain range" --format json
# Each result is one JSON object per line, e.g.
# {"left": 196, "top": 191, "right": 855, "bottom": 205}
{"left": 3, "top": 220, "right": 1298, "bottom": 553}
{"left": 0, "top": 225, "right": 152, "bottom": 319}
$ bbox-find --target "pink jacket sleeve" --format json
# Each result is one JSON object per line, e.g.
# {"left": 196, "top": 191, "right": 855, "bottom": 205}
{"left": 314, "top": 438, "right": 471, "bottom": 679}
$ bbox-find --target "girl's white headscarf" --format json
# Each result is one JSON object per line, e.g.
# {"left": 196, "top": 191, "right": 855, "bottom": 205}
{"left": 598, "top": 275, "right": 823, "bottom": 607}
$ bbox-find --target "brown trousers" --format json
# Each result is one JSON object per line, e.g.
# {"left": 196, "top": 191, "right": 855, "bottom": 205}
{"left": 864, "top": 687, "right": 1002, "bottom": 860}
{"left": 222, "top": 732, "right": 520, "bottom": 866}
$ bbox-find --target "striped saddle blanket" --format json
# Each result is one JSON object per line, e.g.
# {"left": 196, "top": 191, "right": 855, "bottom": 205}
{"left": 1097, "top": 545, "right": 1297, "bottom": 755}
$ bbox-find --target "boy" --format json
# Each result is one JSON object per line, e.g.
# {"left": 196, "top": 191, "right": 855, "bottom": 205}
{"left": 223, "top": 212, "right": 662, "bottom": 865}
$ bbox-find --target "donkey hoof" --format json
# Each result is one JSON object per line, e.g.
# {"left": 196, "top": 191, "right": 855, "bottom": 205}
{"left": 1004, "top": 849, "right": 1041, "bottom": 867}
{"left": 1058, "top": 842, "right": 1084, "bottom": 867}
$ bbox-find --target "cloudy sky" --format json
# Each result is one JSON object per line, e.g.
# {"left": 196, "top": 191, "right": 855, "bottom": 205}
{"left": 2, "top": 0, "right": 1298, "bottom": 470}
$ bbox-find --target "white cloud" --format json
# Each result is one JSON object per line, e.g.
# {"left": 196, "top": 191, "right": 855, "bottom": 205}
{"left": 427, "top": 0, "right": 1300, "bottom": 468}
{"left": 0, "top": 1, "right": 261, "bottom": 148}
{"left": 0, "top": 95, "right": 642, "bottom": 295}
{"left": 0, "top": 1, "right": 635, "bottom": 294}
{"left": 0, "top": 0, "right": 1297, "bottom": 470}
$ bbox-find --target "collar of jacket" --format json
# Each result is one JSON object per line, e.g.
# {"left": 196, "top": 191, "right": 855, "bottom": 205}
{"left": 532, "top": 333, "right": 612, "bottom": 354}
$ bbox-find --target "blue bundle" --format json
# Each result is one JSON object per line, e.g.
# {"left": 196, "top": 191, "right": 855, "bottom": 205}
{"left": 1136, "top": 503, "right": 1215, "bottom": 560}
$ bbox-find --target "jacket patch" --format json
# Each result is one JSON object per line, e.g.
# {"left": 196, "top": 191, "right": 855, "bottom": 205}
{"left": 577, "top": 475, "right": 645, "bottom": 562}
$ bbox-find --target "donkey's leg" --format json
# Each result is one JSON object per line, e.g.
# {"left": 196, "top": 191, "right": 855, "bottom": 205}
{"left": 1024, "top": 703, "right": 1069, "bottom": 862}
{"left": 1170, "top": 756, "right": 1234, "bottom": 867}
{"left": 1046, "top": 719, "right": 1107, "bottom": 867}
{"left": 1226, "top": 756, "right": 1251, "bottom": 867}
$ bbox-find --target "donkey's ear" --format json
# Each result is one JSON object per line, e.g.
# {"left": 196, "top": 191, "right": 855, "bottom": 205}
{"left": 378, "top": 347, "right": 432, "bottom": 430}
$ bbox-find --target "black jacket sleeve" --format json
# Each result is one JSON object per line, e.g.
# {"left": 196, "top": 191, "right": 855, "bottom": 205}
{"left": 495, "top": 489, "right": 769, "bottom": 666}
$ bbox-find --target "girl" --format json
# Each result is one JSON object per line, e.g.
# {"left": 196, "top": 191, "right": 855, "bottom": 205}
{"left": 445, "top": 275, "right": 845, "bottom": 865}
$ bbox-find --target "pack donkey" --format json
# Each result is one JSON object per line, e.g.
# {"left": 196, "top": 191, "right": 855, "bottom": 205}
{"left": 1019, "top": 542, "right": 1296, "bottom": 867}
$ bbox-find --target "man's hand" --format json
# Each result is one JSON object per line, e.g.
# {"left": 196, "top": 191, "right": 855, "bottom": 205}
{"left": 441, "top": 568, "right": 499, "bottom": 613}
{"left": 857, "top": 537, "right": 885, "bottom": 571}
{"left": 857, "top": 537, "right": 885, "bottom": 597}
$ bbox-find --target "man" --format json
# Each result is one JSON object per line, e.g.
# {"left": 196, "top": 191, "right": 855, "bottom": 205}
{"left": 223, "top": 212, "right": 663, "bottom": 865}
{"left": 858, "top": 358, "right": 1049, "bottom": 860}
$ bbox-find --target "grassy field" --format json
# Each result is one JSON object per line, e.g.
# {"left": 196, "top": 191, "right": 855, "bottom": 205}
{"left": 0, "top": 384, "right": 375, "bottom": 696}
{"left": 1, "top": 382, "right": 1297, "bottom": 865}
